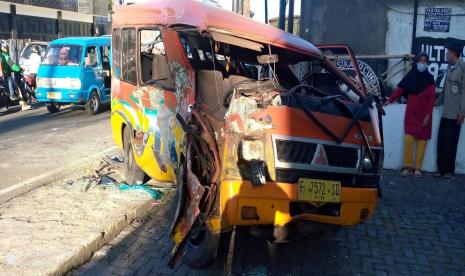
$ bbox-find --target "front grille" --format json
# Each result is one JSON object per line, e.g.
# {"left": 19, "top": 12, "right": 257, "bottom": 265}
{"left": 324, "top": 145, "right": 359, "bottom": 168}
{"left": 274, "top": 138, "right": 359, "bottom": 169}
{"left": 275, "top": 139, "right": 317, "bottom": 164}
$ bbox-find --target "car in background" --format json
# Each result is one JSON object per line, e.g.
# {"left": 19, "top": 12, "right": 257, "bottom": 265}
{"left": 19, "top": 41, "right": 48, "bottom": 74}
{"left": 35, "top": 36, "right": 111, "bottom": 114}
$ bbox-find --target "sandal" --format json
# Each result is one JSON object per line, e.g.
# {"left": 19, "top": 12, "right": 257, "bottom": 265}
{"left": 433, "top": 172, "right": 442, "bottom": 178}
{"left": 443, "top": 173, "right": 454, "bottom": 179}
{"left": 400, "top": 169, "right": 413, "bottom": 177}
{"left": 414, "top": 170, "right": 422, "bottom": 178}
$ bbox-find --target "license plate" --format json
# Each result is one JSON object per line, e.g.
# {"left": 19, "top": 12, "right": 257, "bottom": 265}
{"left": 298, "top": 178, "right": 341, "bottom": 203}
{"left": 47, "top": 92, "right": 62, "bottom": 99}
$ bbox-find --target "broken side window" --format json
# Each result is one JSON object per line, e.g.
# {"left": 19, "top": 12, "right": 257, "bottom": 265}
{"left": 138, "top": 28, "right": 174, "bottom": 89}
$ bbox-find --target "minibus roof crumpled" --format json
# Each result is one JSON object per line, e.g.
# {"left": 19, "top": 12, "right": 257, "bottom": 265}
{"left": 112, "top": 0, "right": 322, "bottom": 59}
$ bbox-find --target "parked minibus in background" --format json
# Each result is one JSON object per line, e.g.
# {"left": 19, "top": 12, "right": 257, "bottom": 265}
{"left": 36, "top": 36, "right": 111, "bottom": 114}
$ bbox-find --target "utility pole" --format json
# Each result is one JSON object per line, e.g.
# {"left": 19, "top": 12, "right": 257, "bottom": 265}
{"left": 264, "top": 0, "right": 268, "bottom": 23}
{"left": 278, "top": 0, "right": 286, "bottom": 30}
{"left": 232, "top": 0, "right": 242, "bottom": 14}
{"left": 287, "top": 0, "right": 294, "bottom": 34}
{"left": 411, "top": 0, "right": 419, "bottom": 54}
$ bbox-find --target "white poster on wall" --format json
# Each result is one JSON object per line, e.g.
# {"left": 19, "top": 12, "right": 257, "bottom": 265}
{"left": 78, "top": 0, "right": 93, "bottom": 14}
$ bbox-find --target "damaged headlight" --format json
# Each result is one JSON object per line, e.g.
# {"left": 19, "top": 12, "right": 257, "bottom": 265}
{"left": 241, "top": 140, "right": 264, "bottom": 161}
{"left": 241, "top": 139, "right": 266, "bottom": 186}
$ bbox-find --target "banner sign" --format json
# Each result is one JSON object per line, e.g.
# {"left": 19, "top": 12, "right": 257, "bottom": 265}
{"left": 424, "top": 8, "right": 452, "bottom": 33}
{"left": 78, "top": 0, "right": 93, "bottom": 14}
{"left": 415, "top": 37, "right": 465, "bottom": 91}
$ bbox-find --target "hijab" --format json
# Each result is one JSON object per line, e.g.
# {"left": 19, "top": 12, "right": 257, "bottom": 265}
{"left": 397, "top": 53, "right": 435, "bottom": 96}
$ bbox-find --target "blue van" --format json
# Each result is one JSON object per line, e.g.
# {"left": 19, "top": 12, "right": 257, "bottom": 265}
{"left": 36, "top": 36, "right": 111, "bottom": 114}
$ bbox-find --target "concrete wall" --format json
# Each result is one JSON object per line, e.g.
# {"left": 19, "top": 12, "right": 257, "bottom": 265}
{"left": 385, "top": 1, "right": 465, "bottom": 89}
{"left": 299, "top": 0, "right": 465, "bottom": 92}
{"left": 383, "top": 104, "right": 465, "bottom": 173}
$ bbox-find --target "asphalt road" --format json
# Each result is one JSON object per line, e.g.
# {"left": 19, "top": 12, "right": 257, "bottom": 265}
{"left": 0, "top": 104, "right": 114, "bottom": 190}
{"left": 76, "top": 170, "right": 465, "bottom": 275}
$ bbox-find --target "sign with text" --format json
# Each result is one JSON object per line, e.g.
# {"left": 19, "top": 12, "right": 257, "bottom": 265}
{"left": 415, "top": 37, "right": 465, "bottom": 91}
{"left": 78, "top": 0, "right": 93, "bottom": 14}
{"left": 424, "top": 8, "right": 452, "bottom": 33}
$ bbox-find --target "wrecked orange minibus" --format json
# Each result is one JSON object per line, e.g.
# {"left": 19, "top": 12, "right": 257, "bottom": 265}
{"left": 111, "top": 0, "right": 384, "bottom": 268}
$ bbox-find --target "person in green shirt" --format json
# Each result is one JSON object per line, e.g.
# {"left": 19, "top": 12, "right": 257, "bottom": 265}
{"left": 0, "top": 41, "right": 21, "bottom": 101}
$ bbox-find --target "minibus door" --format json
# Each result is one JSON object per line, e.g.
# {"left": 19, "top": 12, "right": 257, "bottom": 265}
{"left": 99, "top": 45, "right": 111, "bottom": 101}
{"left": 83, "top": 46, "right": 102, "bottom": 101}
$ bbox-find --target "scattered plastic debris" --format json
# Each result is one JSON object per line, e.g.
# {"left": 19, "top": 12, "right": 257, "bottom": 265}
{"left": 119, "top": 184, "right": 163, "bottom": 200}
{"left": 80, "top": 156, "right": 163, "bottom": 199}
{"left": 104, "top": 155, "right": 124, "bottom": 168}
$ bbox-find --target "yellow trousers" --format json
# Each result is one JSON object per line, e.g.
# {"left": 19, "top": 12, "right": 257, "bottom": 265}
{"left": 404, "top": 135, "right": 427, "bottom": 170}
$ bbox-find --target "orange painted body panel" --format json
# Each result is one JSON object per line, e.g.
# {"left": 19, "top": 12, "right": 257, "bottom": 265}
{"left": 220, "top": 180, "right": 378, "bottom": 227}
{"left": 248, "top": 106, "right": 380, "bottom": 147}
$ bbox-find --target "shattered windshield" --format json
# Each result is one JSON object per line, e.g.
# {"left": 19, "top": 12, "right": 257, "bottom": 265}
{"left": 292, "top": 59, "right": 362, "bottom": 102}
{"left": 178, "top": 30, "right": 362, "bottom": 103}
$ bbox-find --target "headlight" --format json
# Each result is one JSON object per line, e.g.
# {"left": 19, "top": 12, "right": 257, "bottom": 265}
{"left": 36, "top": 77, "right": 44, "bottom": 87}
{"left": 241, "top": 140, "right": 264, "bottom": 161}
{"left": 362, "top": 154, "right": 373, "bottom": 170}
{"left": 69, "top": 78, "right": 81, "bottom": 89}
{"left": 362, "top": 149, "right": 380, "bottom": 171}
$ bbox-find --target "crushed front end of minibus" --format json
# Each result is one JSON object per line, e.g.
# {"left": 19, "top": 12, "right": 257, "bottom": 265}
{"left": 111, "top": 0, "right": 384, "bottom": 269}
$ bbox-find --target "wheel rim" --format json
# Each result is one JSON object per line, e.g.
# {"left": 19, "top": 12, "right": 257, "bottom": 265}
{"left": 90, "top": 95, "right": 97, "bottom": 111}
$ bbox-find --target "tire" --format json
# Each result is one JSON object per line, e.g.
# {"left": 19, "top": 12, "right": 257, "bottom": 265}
{"left": 123, "top": 126, "right": 147, "bottom": 185}
{"left": 46, "top": 103, "right": 60, "bottom": 113}
{"left": 86, "top": 91, "right": 101, "bottom": 115}
{"left": 184, "top": 222, "right": 220, "bottom": 268}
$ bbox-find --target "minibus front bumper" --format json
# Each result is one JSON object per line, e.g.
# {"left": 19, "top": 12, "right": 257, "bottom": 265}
{"left": 219, "top": 179, "right": 378, "bottom": 228}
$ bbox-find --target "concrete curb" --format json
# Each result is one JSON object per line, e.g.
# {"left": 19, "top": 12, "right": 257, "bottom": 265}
{"left": 0, "top": 146, "right": 118, "bottom": 205}
{"left": 48, "top": 198, "right": 156, "bottom": 276}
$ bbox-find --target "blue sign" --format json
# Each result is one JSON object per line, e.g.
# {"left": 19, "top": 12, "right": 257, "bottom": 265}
{"left": 424, "top": 8, "right": 452, "bottom": 33}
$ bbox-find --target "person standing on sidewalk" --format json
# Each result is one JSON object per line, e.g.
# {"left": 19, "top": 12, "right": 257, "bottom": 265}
{"left": 435, "top": 41, "right": 465, "bottom": 179}
{"left": 385, "top": 52, "right": 436, "bottom": 177}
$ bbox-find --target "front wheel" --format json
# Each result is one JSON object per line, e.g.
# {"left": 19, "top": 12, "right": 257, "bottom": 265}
{"left": 123, "top": 126, "right": 147, "bottom": 185}
{"left": 184, "top": 222, "right": 220, "bottom": 268}
{"left": 85, "top": 91, "right": 101, "bottom": 115}
{"left": 46, "top": 103, "right": 60, "bottom": 113}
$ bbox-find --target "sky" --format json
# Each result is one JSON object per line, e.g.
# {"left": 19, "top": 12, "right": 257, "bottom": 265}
{"left": 217, "top": 0, "right": 301, "bottom": 23}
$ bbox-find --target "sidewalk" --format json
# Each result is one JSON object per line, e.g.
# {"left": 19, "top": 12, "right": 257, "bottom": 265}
{"left": 0, "top": 159, "right": 165, "bottom": 276}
